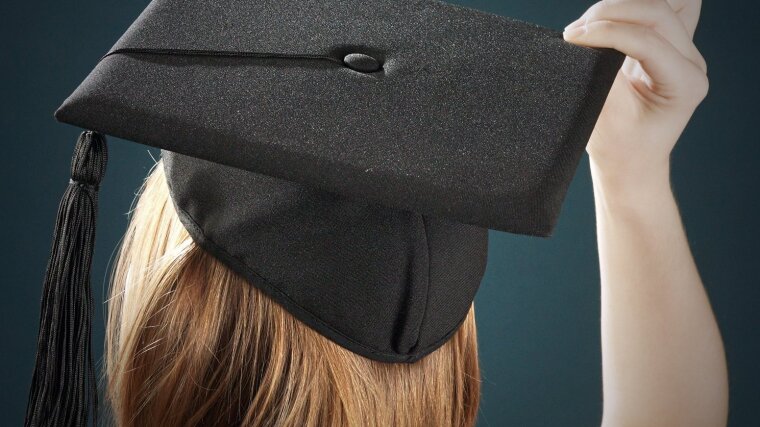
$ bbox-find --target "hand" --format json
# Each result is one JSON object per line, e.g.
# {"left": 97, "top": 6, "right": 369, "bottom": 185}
{"left": 563, "top": 0, "right": 708, "bottom": 193}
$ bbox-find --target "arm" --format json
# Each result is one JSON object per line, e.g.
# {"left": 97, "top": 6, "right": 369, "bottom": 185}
{"left": 592, "top": 157, "right": 728, "bottom": 427}
{"left": 563, "top": 0, "right": 728, "bottom": 425}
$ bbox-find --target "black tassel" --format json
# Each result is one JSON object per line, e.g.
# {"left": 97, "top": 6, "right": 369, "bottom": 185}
{"left": 25, "top": 131, "right": 107, "bottom": 427}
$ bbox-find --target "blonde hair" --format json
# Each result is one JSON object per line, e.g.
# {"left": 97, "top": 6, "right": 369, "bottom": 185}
{"left": 105, "top": 160, "right": 481, "bottom": 426}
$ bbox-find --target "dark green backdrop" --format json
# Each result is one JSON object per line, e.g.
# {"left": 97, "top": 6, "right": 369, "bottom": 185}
{"left": 1, "top": 1, "right": 757, "bottom": 425}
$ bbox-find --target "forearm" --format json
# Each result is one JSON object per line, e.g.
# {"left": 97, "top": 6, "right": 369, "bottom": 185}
{"left": 591, "top": 159, "right": 728, "bottom": 427}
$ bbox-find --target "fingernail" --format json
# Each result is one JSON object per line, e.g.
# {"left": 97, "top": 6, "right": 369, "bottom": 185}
{"left": 563, "top": 24, "right": 586, "bottom": 38}
{"left": 564, "top": 17, "right": 585, "bottom": 31}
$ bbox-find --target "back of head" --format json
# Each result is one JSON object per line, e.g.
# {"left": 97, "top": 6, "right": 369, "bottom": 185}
{"left": 106, "top": 160, "right": 481, "bottom": 426}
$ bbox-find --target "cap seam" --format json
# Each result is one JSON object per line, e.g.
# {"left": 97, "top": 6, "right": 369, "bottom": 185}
{"left": 405, "top": 214, "right": 433, "bottom": 354}
{"left": 101, "top": 47, "right": 343, "bottom": 65}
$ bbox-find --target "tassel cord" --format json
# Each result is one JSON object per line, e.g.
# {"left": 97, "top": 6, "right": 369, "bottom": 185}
{"left": 25, "top": 131, "right": 106, "bottom": 427}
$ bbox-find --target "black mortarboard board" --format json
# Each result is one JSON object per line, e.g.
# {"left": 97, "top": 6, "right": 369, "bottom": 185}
{"left": 26, "top": 0, "right": 624, "bottom": 424}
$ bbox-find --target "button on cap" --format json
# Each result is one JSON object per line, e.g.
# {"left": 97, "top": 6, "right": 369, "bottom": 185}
{"left": 343, "top": 53, "right": 381, "bottom": 73}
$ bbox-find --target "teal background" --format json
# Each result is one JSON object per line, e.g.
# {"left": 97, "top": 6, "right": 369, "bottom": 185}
{"left": 1, "top": 1, "right": 757, "bottom": 425}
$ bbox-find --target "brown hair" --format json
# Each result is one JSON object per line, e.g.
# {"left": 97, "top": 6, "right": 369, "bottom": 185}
{"left": 105, "top": 160, "right": 481, "bottom": 426}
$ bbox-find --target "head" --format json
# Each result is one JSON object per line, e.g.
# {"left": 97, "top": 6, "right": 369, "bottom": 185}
{"left": 105, "top": 160, "right": 481, "bottom": 426}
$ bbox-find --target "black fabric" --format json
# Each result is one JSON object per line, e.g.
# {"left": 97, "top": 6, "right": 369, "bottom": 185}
{"left": 164, "top": 151, "right": 488, "bottom": 362}
{"left": 55, "top": 0, "right": 624, "bottom": 236}
{"left": 41, "top": 0, "right": 626, "bottom": 367}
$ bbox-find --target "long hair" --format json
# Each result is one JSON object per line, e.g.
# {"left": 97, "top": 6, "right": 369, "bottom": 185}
{"left": 105, "top": 160, "right": 481, "bottom": 426}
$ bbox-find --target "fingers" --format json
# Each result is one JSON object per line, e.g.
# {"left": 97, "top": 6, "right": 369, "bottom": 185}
{"left": 563, "top": 20, "right": 708, "bottom": 100}
{"left": 665, "top": 0, "right": 703, "bottom": 38}
{"left": 565, "top": 0, "right": 706, "bottom": 73}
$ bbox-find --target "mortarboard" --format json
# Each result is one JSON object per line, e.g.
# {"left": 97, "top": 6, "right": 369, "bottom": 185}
{"left": 26, "top": 0, "right": 624, "bottom": 425}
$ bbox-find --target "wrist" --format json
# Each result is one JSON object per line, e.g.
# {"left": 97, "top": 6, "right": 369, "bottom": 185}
{"left": 589, "top": 156, "right": 674, "bottom": 219}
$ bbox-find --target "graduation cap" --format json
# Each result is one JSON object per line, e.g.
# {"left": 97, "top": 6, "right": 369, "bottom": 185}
{"left": 26, "top": 0, "right": 624, "bottom": 424}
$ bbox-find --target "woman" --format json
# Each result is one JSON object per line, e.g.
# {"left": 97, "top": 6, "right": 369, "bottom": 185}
{"left": 104, "top": 0, "right": 728, "bottom": 425}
